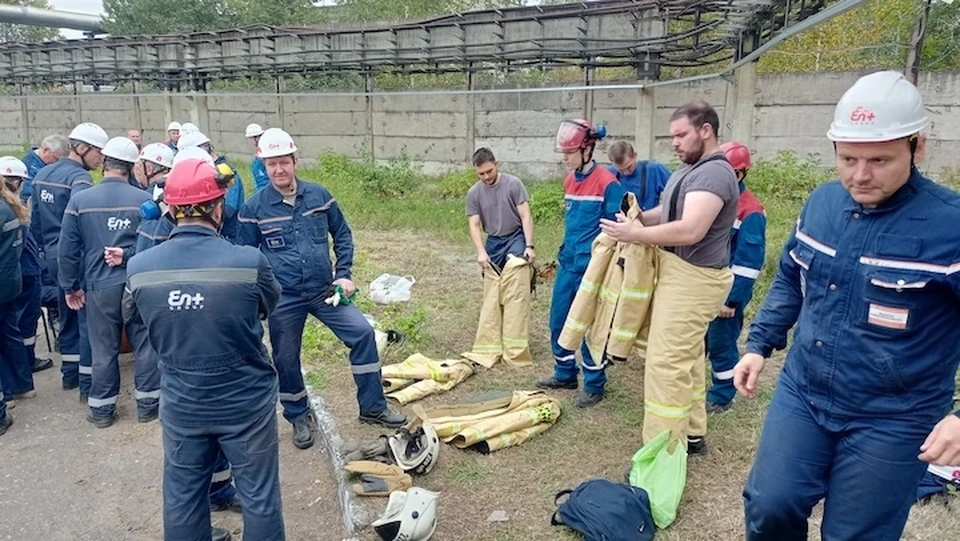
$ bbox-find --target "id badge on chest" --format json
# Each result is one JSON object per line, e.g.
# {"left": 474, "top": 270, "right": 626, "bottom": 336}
{"left": 266, "top": 235, "right": 286, "bottom": 249}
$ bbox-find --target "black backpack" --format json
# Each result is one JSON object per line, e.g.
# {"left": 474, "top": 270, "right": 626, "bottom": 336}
{"left": 551, "top": 479, "right": 656, "bottom": 541}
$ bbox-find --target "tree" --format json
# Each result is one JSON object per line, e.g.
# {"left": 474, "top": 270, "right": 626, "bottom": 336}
{"left": 330, "top": 0, "right": 523, "bottom": 23}
{"left": 103, "top": 0, "right": 233, "bottom": 35}
{"left": 0, "top": 0, "right": 61, "bottom": 43}
{"left": 227, "top": 0, "right": 326, "bottom": 26}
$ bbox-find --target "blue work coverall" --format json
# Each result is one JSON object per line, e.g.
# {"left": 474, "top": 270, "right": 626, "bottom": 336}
{"left": 742, "top": 170, "right": 960, "bottom": 540}
{"left": 607, "top": 160, "right": 671, "bottom": 211}
{"left": 20, "top": 148, "right": 45, "bottom": 201}
{"left": 58, "top": 176, "right": 159, "bottom": 420}
{"left": 216, "top": 155, "right": 245, "bottom": 241}
{"left": 252, "top": 157, "right": 270, "bottom": 192}
{"left": 237, "top": 178, "right": 389, "bottom": 422}
{"left": 31, "top": 157, "right": 94, "bottom": 391}
{"left": 126, "top": 225, "right": 284, "bottom": 541}
{"left": 706, "top": 183, "right": 766, "bottom": 406}
{"left": 0, "top": 202, "right": 30, "bottom": 404}
{"left": 13, "top": 221, "right": 46, "bottom": 373}
{"left": 549, "top": 162, "right": 624, "bottom": 395}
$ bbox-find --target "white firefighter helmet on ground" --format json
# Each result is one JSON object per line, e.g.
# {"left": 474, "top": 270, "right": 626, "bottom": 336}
{"left": 388, "top": 423, "right": 440, "bottom": 476}
{"left": 372, "top": 487, "right": 440, "bottom": 541}
{"left": 827, "top": 70, "right": 929, "bottom": 143}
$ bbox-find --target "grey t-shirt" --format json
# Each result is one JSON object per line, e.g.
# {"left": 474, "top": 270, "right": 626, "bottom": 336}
{"left": 465, "top": 173, "right": 529, "bottom": 237}
{"left": 659, "top": 152, "right": 739, "bottom": 268}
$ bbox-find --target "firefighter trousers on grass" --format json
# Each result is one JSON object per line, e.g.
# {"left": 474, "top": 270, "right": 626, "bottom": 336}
{"left": 642, "top": 249, "right": 731, "bottom": 446}
{"left": 743, "top": 374, "right": 932, "bottom": 541}
{"left": 86, "top": 285, "right": 160, "bottom": 420}
{"left": 705, "top": 305, "right": 744, "bottom": 406}
{"left": 463, "top": 254, "right": 533, "bottom": 368}
{"left": 269, "top": 292, "right": 387, "bottom": 423}
{"left": 549, "top": 265, "right": 606, "bottom": 394}
{"left": 162, "top": 406, "right": 284, "bottom": 541}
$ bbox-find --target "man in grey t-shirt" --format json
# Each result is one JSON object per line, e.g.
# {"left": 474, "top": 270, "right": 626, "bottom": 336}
{"left": 601, "top": 101, "right": 737, "bottom": 454}
{"left": 466, "top": 148, "right": 535, "bottom": 269}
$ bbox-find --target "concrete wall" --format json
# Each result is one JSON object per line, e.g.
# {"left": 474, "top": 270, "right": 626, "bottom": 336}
{"left": 6, "top": 71, "right": 960, "bottom": 179}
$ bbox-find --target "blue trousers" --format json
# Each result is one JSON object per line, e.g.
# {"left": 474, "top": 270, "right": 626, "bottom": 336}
{"left": 162, "top": 406, "right": 285, "bottom": 541}
{"left": 209, "top": 449, "right": 238, "bottom": 507}
{"left": 0, "top": 360, "right": 5, "bottom": 422}
{"left": 548, "top": 264, "right": 606, "bottom": 395}
{"left": 14, "top": 274, "right": 42, "bottom": 365}
{"left": 86, "top": 285, "right": 160, "bottom": 419}
{"left": 705, "top": 306, "right": 744, "bottom": 406}
{"left": 269, "top": 293, "right": 386, "bottom": 423}
{"left": 0, "top": 299, "right": 33, "bottom": 399}
{"left": 485, "top": 229, "right": 525, "bottom": 270}
{"left": 743, "top": 374, "right": 934, "bottom": 541}
{"left": 47, "top": 257, "right": 91, "bottom": 390}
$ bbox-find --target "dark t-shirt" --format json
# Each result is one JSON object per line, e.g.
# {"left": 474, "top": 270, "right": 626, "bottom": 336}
{"left": 659, "top": 152, "right": 739, "bottom": 268}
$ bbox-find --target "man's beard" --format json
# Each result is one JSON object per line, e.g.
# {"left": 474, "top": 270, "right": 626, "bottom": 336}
{"left": 680, "top": 139, "right": 705, "bottom": 165}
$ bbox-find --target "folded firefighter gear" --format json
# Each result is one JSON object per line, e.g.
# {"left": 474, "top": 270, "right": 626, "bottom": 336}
{"left": 409, "top": 390, "right": 561, "bottom": 454}
{"left": 344, "top": 461, "right": 413, "bottom": 496}
{"left": 341, "top": 435, "right": 392, "bottom": 464}
{"left": 558, "top": 192, "right": 657, "bottom": 362}
{"left": 381, "top": 353, "right": 475, "bottom": 405}
{"left": 461, "top": 254, "right": 534, "bottom": 368}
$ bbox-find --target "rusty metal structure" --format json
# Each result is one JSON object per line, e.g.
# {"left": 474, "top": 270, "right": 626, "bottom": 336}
{"left": 0, "top": 0, "right": 862, "bottom": 89}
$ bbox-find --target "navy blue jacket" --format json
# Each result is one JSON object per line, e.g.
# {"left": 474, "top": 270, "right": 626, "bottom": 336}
{"left": 30, "top": 157, "right": 93, "bottom": 259}
{"left": 607, "top": 160, "right": 671, "bottom": 211}
{"left": 126, "top": 225, "right": 281, "bottom": 425}
{"left": 137, "top": 217, "right": 174, "bottom": 253}
{"left": 747, "top": 170, "right": 960, "bottom": 421}
{"left": 725, "top": 184, "right": 766, "bottom": 308}
{"left": 216, "top": 155, "right": 245, "bottom": 241}
{"left": 237, "top": 178, "right": 354, "bottom": 298}
{"left": 0, "top": 201, "right": 23, "bottom": 303}
{"left": 20, "top": 148, "right": 46, "bottom": 201}
{"left": 58, "top": 177, "right": 150, "bottom": 293}
{"left": 252, "top": 157, "right": 270, "bottom": 192}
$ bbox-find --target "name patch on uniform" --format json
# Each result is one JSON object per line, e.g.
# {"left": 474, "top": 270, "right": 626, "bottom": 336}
{"left": 265, "top": 236, "right": 285, "bottom": 249}
{"left": 867, "top": 303, "right": 909, "bottom": 330}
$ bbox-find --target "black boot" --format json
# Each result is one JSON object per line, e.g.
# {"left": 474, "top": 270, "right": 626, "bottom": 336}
{"left": 535, "top": 376, "right": 578, "bottom": 390}
{"left": 211, "top": 527, "right": 232, "bottom": 541}
{"left": 359, "top": 408, "right": 406, "bottom": 429}
{"left": 292, "top": 413, "right": 317, "bottom": 449}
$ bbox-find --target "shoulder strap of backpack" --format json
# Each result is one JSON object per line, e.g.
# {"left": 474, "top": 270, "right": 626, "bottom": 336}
{"left": 639, "top": 160, "right": 648, "bottom": 207}
{"left": 667, "top": 153, "right": 728, "bottom": 223}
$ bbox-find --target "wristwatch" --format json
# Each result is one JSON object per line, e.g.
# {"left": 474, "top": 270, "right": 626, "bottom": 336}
{"left": 526, "top": 244, "right": 535, "bottom": 249}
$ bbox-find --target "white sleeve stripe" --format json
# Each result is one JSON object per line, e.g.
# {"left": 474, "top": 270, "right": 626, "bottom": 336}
{"left": 731, "top": 265, "right": 761, "bottom": 279}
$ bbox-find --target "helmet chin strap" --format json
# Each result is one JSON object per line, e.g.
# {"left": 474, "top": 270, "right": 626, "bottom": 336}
{"left": 576, "top": 145, "right": 595, "bottom": 173}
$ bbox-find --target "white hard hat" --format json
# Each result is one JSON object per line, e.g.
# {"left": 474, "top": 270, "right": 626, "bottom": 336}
{"left": 102, "top": 137, "right": 140, "bottom": 164}
{"left": 139, "top": 143, "right": 175, "bottom": 169}
{"left": 388, "top": 424, "right": 440, "bottom": 476}
{"left": 245, "top": 123, "right": 265, "bottom": 138}
{"left": 167, "top": 121, "right": 181, "bottom": 132}
{"left": 827, "top": 70, "right": 929, "bottom": 143}
{"left": 0, "top": 156, "right": 28, "bottom": 178}
{"left": 180, "top": 122, "right": 199, "bottom": 135}
{"left": 69, "top": 122, "right": 109, "bottom": 149}
{"left": 257, "top": 127, "right": 298, "bottom": 159}
{"left": 172, "top": 146, "right": 215, "bottom": 166}
{"left": 178, "top": 131, "right": 211, "bottom": 150}
{"left": 372, "top": 487, "right": 439, "bottom": 541}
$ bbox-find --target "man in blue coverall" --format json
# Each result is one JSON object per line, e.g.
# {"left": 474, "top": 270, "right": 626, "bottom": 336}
{"left": 606, "top": 140, "right": 671, "bottom": 211}
{"left": 58, "top": 136, "right": 160, "bottom": 427}
{"left": 126, "top": 157, "right": 283, "bottom": 541}
{"left": 31, "top": 122, "right": 107, "bottom": 396}
{"left": 238, "top": 128, "right": 406, "bottom": 450}
{"left": 704, "top": 141, "right": 765, "bottom": 412}
{"left": 177, "top": 131, "right": 246, "bottom": 241}
{"left": 21, "top": 134, "right": 70, "bottom": 203}
{"left": 734, "top": 70, "right": 960, "bottom": 540}
{"left": 536, "top": 118, "right": 624, "bottom": 408}
{"left": 245, "top": 123, "right": 270, "bottom": 192}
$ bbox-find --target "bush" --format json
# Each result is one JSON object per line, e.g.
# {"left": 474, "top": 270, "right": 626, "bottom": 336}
{"left": 528, "top": 179, "right": 565, "bottom": 223}
{"left": 314, "top": 152, "right": 423, "bottom": 198}
{"left": 436, "top": 168, "right": 478, "bottom": 199}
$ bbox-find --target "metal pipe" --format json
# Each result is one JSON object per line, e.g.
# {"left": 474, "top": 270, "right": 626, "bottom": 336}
{"left": 0, "top": 5, "right": 103, "bottom": 33}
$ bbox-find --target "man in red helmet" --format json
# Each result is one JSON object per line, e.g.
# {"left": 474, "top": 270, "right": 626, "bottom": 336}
{"left": 704, "top": 141, "right": 766, "bottom": 412}
{"left": 535, "top": 118, "right": 624, "bottom": 407}
{"left": 125, "top": 158, "right": 284, "bottom": 541}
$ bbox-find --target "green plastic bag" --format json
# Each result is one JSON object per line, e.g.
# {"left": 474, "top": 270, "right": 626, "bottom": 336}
{"left": 628, "top": 429, "right": 687, "bottom": 529}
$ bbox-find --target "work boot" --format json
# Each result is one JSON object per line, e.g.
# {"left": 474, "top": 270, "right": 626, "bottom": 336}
{"left": 535, "top": 376, "right": 578, "bottom": 390}
{"left": 62, "top": 380, "right": 79, "bottom": 391}
{"left": 292, "top": 414, "right": 317, "bottom": 449}
{"left": 359, "top": 408, "right": 406, "bottom": 429}
{"left": 138, "top": 410, "right": 159, "bottom": 423}
{"left": 79, "top": 392, "right": 89, "bottom": 405}
{"left": 86, "top": 411, "right": 115, "bottom": 429}
{"left": 575, "top": 391, "right": 603, "bottom": 408}
{"left": 0, "top": 413, "right": 12, "bottom": 436}
{"left": 13, "top": 390, "right": 36, "bottom": 400}
{"left": 686, "top": 435, "right": 707, "bottom": 455}
{"left": 210, "top": 493, "right": 243, "bottom": 514}
{"left": 211, "top": 527, "right": 232, "bottom": 541}
{"left": 31, "top": 357, "right": 54, "bottom": 373}
{"left": 705, "top": 400, "right": 732, "bottom": 414}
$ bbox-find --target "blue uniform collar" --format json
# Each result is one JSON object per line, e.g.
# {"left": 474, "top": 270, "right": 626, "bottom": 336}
{"left": 100, "top": 175, "right": 128, "bottom": 184}
{"left": 574, "top": 161, "right": 598, "bottom": 182}
{"left": 843, "top": 167, "right": 922, "bottom": 215}
{"left": 263, "top": 177, "right": 304, "bottom": 205}
{"left": 169, "top": 224, "right": 219, "bottom": 239}
{"left": 57, "top": 156, "right": 85, "bottom": 170}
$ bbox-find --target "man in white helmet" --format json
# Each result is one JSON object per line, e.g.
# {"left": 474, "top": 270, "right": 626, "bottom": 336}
{"left": 734, "top": 70, "right": 960, "bottom": 539}
{"left": 245, "top": 123, "right": 270, "bottom": 192}
{"left": 132, "top": 143, "right": 174, "bottom": 190}
{"left": 177, "top": 132, "right": 246, "bottom": 240}
{"left": 31, "top": 122, "right": 107, "bottom": 397}
{"left": 238, "top": 128, "right": 406, "bottom": 450}
{"left": 164, "top": 122, "right": 181, "bottom": 152}
{"left": 58, "top": 136, "right": 160, "bottom": 428}
{"left": 180, "top": 122, "right": 199, "bottom": 136}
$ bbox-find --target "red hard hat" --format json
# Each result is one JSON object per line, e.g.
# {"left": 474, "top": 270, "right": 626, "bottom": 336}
{"left": 720, "top": 141, "right": 752, "bottom": 171}
{"left": 164, "top": 158, "right": 227, "bottom": 206}
{"left": 556, "top": 118, "right": 597, "bottom": 151}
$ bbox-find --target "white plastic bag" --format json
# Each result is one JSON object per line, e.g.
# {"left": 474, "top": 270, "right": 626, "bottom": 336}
{"left": 369, "top": 274, "right": 416, "bottom": 305}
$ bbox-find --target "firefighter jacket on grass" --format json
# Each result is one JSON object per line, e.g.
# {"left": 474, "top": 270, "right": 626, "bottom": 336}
{"left": 558, "top": 193, "right": 657, "bottom": 361}
{"left": 409, "top": 390, "right": 561, "bottom": 453}
{"left": 381, "top": 353, "right": 475, "bottom": 405}
{"left": 462, "top": 254, "right": 534, "bottom": 368}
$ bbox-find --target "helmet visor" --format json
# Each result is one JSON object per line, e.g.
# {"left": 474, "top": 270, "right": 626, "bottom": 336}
{"left": 555, "top": 120, "right": 590, "bottom": 152}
